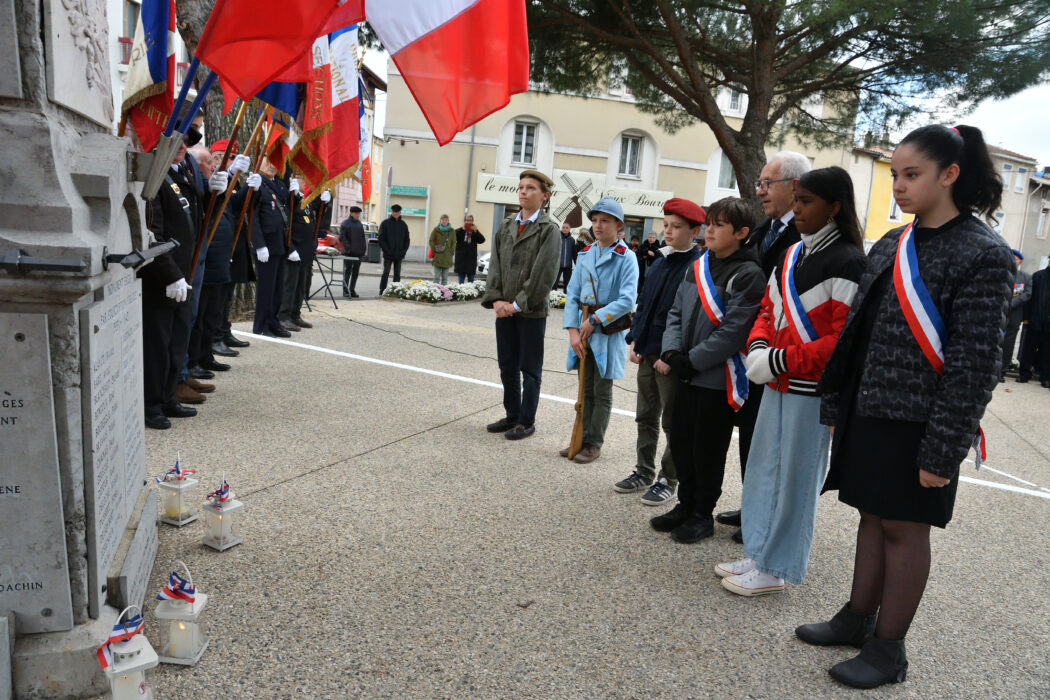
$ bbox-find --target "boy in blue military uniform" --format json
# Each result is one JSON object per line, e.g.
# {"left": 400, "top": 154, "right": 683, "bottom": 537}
{"left": 560, "top": 197, "right": 639, "bottom": 464}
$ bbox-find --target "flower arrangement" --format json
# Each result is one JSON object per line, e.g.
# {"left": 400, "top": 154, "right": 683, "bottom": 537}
{"left": 549, "top": 290, "right": 567, "bottom": 308}
{"left": 384, "top": 280, "right": 487, "bottom": 303}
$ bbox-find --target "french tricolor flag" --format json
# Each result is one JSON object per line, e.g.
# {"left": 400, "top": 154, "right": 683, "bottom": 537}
{"left": 368, "top": 0, "right": 530, "bottom": 145}
{"left": 121, "top": 0, "right": 176, "bottom": 152}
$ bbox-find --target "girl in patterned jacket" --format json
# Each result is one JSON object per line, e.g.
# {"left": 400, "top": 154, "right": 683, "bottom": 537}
{"left": 716, "top": 166, "right": 866, "bottom": 597}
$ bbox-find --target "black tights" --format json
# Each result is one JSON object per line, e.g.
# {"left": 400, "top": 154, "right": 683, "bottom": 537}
{"left": 848, "top": 510, "right": 931, "bottom": 641}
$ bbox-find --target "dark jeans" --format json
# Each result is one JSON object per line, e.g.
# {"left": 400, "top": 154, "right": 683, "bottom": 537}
{"left": 253, "top": 256, "right": 286, "bottom": 334}
{"left": 279, "top": 258, "right": 311, "bottom": 322}
{"left": 553, "top": 266, "right": 573, "bottom": 290}
{"left": 190, "top": 283, "right": 226, "bottom": 365}
{"left": 343, "top": 258, "right": 361, "bottom": 294}
{"left": 494, "top": 315, "right": 547, "bottom": 428}
{"left": 142, "top": 298, "right": 193, "bottom": 417}
{"left": 1018, "top": 326, "right": 1050, "bottom": 380}
{"left": 380, "top": 257, "right": 402, "bottom": 292}
{"left": 458, "top": 272, "right": 476, "bottom": 284}
{"left": 670, "top": 382, "right": 762, "bottom": 517}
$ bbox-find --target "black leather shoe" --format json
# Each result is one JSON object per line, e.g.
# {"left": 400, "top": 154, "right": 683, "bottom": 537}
{"left": 270, "top": 327, "right": 292, "bottom": 338}
{"left": 671, "top": 514, "right": 714, "bottom": 543}
{"left": 224, "top": 334, "right": 250, "bottom": 348}
{"left": 292, "top": 317, "right": 313, "bottom": 328}
{"left": 715, "top": 509, "right": 741, "bottom": 527}
{"left": 200, "top": 359, "right": 231, "bottom": 372}
{"left": 350, "top": 291, "right": 360, "bottom": 298}
{"left": 504, "top": 424, "right": 535, "bottom": 440}
{"left": 650, "top": 503, "right": 690, "bottom": 532}
{"left": 162, "top": 402, "right": 197, "bottom": 418}
{"left": 189, "top": 365, "right": 215, "bottom": 380}
{"left": 829, "top": 637, "right": 908, "bottom": 689}
{"left": 280, "top": 322, "right": 301, "bottom": 333}
{"left": 1042, "top": 379, "right": 1050, "bottom": 388}
{"left": 732, "top": 528, "right": 743, "bottom": 544}
{"left": 145, "top": 414, "right": 171, "bottom": 430}
{"left": 796, "top": 603, "right": 877, "bottom": 648}
{"left": 212, "top": 341, "right": 239, "bottom": 357}
{"left": 1017, "top": 375, "right": 1030, "bottom": 383}
{"left": 486, "top": 417, "right": 516, "bottom": 433}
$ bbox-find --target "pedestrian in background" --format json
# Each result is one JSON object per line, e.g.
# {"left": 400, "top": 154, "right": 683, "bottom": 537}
{"left": 454, "top": 214, "right": 485, "bottom": 284}
{"left": 553, "top": 221, "right": 576, "bottom": 290}
{"left": 378, "top": 203, "right": 410, "bottom": 294}
{"left": 338, "top": 206, "right": 367, "bottom": 298}
{"left": 429, "top": 214, "right": 455, "bottom": 285}
{"left": 1001, "top": 249, "right": 1031, "bottom": 381}
{"left": 1017, "top": 257, "right": 1049, "bottom": 385}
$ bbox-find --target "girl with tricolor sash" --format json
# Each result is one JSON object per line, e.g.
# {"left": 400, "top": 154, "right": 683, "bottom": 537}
{"left": 796, "top": 126, "right": 1014, "bottom": 689}
{"left": 650, "top": 197, "right": 765, "bottom": 543}
{"left": 716, "top": 167, "right": 866, "bottom": 597}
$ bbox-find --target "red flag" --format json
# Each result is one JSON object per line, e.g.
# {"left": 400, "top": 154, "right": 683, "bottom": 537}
{"left": 288, "top": 38, "right": 333, "bottom": 192}
{"left": 121, "top": 0, "right": 176, "bottom": 151}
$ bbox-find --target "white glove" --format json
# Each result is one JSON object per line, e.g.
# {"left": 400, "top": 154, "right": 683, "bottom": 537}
{"left": 164, "top": 278, "right": 191, "bottom": 303}
{"left": 744, "top": 348, "right": 776, "bottom": 385}
{"left": 289, "top": 178, "right": 301, "bottom": 194}
{"left": 256, "top": 246, "right": 270, "bottom": 263}
{"left": 246, "top": 172, "right": 262, "bottom": 190}
{"left": 288, "top": 250, "right": 301, "bottom": 263}
{"left": 230, "top": 154, "right": 251, "bottom": 174}
{"left": 208, "top": 170, "right": 229, "bottom": 193}
{"left": 320, "top": 190, "right": 331, "bottom": 203}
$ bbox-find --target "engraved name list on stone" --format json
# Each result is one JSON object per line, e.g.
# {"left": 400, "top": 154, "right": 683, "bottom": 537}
{"left": 0, "top": 313, "right": 74, "bottom": 633}
{"left": 80, "top": 272, "right": 146, "bottom": 617}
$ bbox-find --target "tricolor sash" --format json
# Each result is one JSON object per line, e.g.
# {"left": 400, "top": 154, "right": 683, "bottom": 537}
{"left": 694, "top": 253, "right": 749, "bottom": 410}
{"left": 893, "top": 221, "right": 946, "bottom": 374}
{"left": 780, "top": 242, "right": 819, "bottom": 344}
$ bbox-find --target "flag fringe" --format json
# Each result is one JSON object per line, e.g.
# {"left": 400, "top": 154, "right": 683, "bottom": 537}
{"left": 303, "top": 163, "right": 361, "bottom": 206}
{"left": 120, "top": 80, "right": 169, "bottom": 117}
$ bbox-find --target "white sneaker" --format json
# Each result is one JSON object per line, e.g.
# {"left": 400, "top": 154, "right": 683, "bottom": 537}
{"left": 721, "top": 568, "right": 786, "bottom": 596}
{"left": 714, "top": 557, "right": 755, "bottom": 579}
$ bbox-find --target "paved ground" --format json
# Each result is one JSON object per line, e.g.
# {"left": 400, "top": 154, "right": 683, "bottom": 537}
{"left": 137, "top": 290, "right": 1050, "bottom": 699}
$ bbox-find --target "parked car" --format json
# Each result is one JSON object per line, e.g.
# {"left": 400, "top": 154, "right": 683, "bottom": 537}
{"left": 477, "top": 252, "right": 490, "bottom": 276}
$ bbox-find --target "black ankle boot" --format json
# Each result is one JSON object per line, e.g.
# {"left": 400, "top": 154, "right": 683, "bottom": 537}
{"left": 829, "top": 637, "right": 908, "bottom": 689}
{"left": 796, "top": 602, "right": 876, "bottom": 647}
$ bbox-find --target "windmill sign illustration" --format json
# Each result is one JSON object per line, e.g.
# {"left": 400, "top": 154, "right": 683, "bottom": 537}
{"left": 551, "top": 170, "right": 605, "bottom": 227}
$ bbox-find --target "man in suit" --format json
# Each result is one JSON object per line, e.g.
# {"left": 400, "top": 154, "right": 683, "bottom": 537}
{"left": 339, "top": 205, "right": 367, "bottom": 297}
{"left": 378, "top": 203, "right": 410, "bottom": 294}
{"left": 250, "top": 158, "right": 291, "bottom": 337}
{"left": 716, "top": 150, "right": 811, "bottom": 536}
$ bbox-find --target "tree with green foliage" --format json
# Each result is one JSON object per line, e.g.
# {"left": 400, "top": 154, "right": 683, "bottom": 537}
{"left": 528, "top": 0, "right": 1050, "bottom": 202}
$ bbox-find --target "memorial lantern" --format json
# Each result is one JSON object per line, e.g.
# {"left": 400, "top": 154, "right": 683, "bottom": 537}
{"left": 98, "top": 606, "right": 158, "bottom": 700}
{"left": 154, "top": 560, "right": 209, "bottom": 665}
{"left": 156, "top": 453, "right": 199, "bottom": 527}
{"left": 202, "top": 478, "right": 243, "bottom": 551}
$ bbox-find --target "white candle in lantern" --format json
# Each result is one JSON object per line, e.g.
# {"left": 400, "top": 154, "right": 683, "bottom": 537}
{"left": 110, "top": 671, "right": 146, "bottom": 699}
{"left": 168, "top": 619, "right": 194, "bottom": 658}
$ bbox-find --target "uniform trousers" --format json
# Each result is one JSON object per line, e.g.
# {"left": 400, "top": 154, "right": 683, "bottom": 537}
{"left": 741, "top": 391, "right": 830, "bottom": 585}
{"left": 253, "top": 256, "right": 286, "bottom": 334}
{"left": 634, "top": 355, "right": 678, "bottom": 485}
{"left": 670, "top": 383, "right": 762, "bottom": 517}
{"left": 343, "top": 259, "right": 361, "bottom": 295}
{"left": 191, "top": 283, "right": 226, "bottom": 366}
{"left": 380, "top": 256, "right": 402, "bottom": 292}
{"left": 142, "top": 298, "right": 193, "bottom": 417}
{"left": 1018, "top": 326, "right": 1050, "bottom": 380}
{"left": 279, "top": 259, "right": 310, "bottom": 323}
{"left": 579, "top": 352, "right": 614, "bottom": 448}
{"left": 494, "top": 315, "right": 546, "bottom": 427}
{"left": 220, "top": 282, "right": 236, "bottom": 339}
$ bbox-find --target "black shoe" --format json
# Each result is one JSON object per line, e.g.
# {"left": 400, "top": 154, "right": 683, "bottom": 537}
{"left": 145, "top": 414, "right": 171, "bottom": 430}
{"left": 1041, "top": 379, "right": 1050, "bottom": 388}
{"left": 671, "top": 514, "right": 714, "bottom": 543}
{"left": 342, "top": 292, "right": 351, "bottom": 299}
{"left": 796, "top": 603, "right": 877, "bottom": 648}
{"left": 292, "top": 318, "right": 313, "bottom": 328}
{"left": 1017, "top": 375, "right": 1030, "bottom": 383}
{"left": 200, "top": 359, "right": 231, "bottom": 372}
{"left": 829, "top": 637, "right": 908, "bottom": 689}
{"left": 732, "top": 528, "right": 743, "bottom": 544}
{"left": 162, "top": 402, "right": 197, "bottom": 418}
{"left": 715, "top": 509, "right": 741, "bottom": 527}
{"left": 351, "top": 291, "right": 360, "bottom": 298}
{"left": 212, "top": 341, "right": 239, "bottom": 357}
{"left": 504, "top": 424, "right": 535, "bottom": 440}
{"left": 650, "top": 503, "right": 690, "bottom": 532}
{"left": 189, "top": 365, "right": 215, "bottom": 380}
{"left": 486, "top": 417, "right": 517, "bottom": 433}
{"left": 224, "top": 334, "right": 250, "bottom": 348}
{"left": 280, "top": 321, "right": 301, "bottom": 332}
{"left": 270, "top": 327, "right": 292, "bottom": 338}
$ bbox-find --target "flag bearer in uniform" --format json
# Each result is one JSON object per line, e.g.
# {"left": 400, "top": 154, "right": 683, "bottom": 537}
{"left": 278, "top": 178, "right": 320, "bottom": 332}
{"left": 649, "top": 197, "right": 765, "bottom": 542}
{"left": 796, "top": 126, "right": 1013, "bottom": 689}
{"left": 559, "top": 197, "right": 639, "bottom": 464}
{"left": 250, "top": 158, "right": 290, "bottom": 337}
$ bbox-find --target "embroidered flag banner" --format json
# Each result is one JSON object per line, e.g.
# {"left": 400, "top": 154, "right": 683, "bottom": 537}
{"left": 121, "top": 0, "right": 176, "bottom": 151}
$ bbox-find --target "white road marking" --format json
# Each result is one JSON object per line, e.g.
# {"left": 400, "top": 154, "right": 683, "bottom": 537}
{"left": 236, "top": 330, "right": 1050, "bottom": 500}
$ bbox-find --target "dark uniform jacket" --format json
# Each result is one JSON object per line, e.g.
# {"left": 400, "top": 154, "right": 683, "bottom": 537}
{"left": 819, "top": 214, "right": 1014, "bottom": 477}
{"left": 1022, "top": 267, "right": 1049, "bottom": 329}
{"left": 378, "top": 215, "right": 410, "bottom": 260}
{"left": 628, "top": 246, "right": 701, "bottom": 357}
{"left": 203, "top": 186, "right": 252, "bottom": 286}
{"left": 289, "top": 193, "right": 318, "bottom": 262}
{"left": 139, "top": 164, "right": 202, "bottom": 307}
{"left": 454, "top": 227, "right": 486, "bottom": 274}
{"left": 250, "top": 176, "right": 289, "bottom": 256}
{"left": 748, "top": 216, "right": 801, "bottom": 278}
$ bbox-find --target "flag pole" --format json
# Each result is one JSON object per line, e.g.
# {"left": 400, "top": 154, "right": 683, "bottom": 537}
{"left": 228, "top": 108, "right": 275, "bottom": 260}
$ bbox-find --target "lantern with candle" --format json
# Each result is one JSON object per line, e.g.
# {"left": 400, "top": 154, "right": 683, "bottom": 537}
{"left": 202, "top": 478, "right": 243, "bottom": 551}
{"left": 156, "top": 453, "right": 199, "bottom": 527}
{"left": 154, "top": 560, "right": 209, "bottom": 665}
{"left": 98, "top": 606, "right": 158, "bottom": 700}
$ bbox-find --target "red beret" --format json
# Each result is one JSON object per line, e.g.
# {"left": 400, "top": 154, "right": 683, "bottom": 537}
{"left": 210, "top": 139, "right": 238, "bottom": 154}
{"left": 663, "top": 197, "right": 705, "bottom": 226}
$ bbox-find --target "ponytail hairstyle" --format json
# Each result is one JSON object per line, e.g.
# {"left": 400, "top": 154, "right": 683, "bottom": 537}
{"left": 899, "top": 124, "right": 1003, "bottom": 222}
{"left": 796, "top": 166, "right": 864, "bottom": 251}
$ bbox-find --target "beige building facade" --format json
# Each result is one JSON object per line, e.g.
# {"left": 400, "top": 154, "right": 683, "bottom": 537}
{"left": 380, "top": 62, "right": 854, "bottom": 260}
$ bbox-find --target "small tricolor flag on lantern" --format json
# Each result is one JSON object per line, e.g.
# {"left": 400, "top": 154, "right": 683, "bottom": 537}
{"left": 156, "top": 571, "right": 197, "bottom": 604}
{"left": 156, "top": 454, "right": 196, "bottom": 483}
{"left": 97, "top": 613, "right": 145, "bottom": 669}
{"left": 206, "top": 480, "right": 230, "bottom": 507}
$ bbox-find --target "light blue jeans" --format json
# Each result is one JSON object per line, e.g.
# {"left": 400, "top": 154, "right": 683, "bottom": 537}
{"left": 741, "top": 390, "right": 830, "bottom": 585}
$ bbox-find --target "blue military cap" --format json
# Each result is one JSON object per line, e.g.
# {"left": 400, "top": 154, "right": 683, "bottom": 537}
{"left": 587, "top": 196, "right": 624, "bottom": 223}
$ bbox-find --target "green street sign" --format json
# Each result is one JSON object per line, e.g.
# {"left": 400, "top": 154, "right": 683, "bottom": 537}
{"left": 389, "top": 185, "right": 428, "bottom": 197}
{"left": 388, "top": 207, "right": 426, "bottom": 217}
